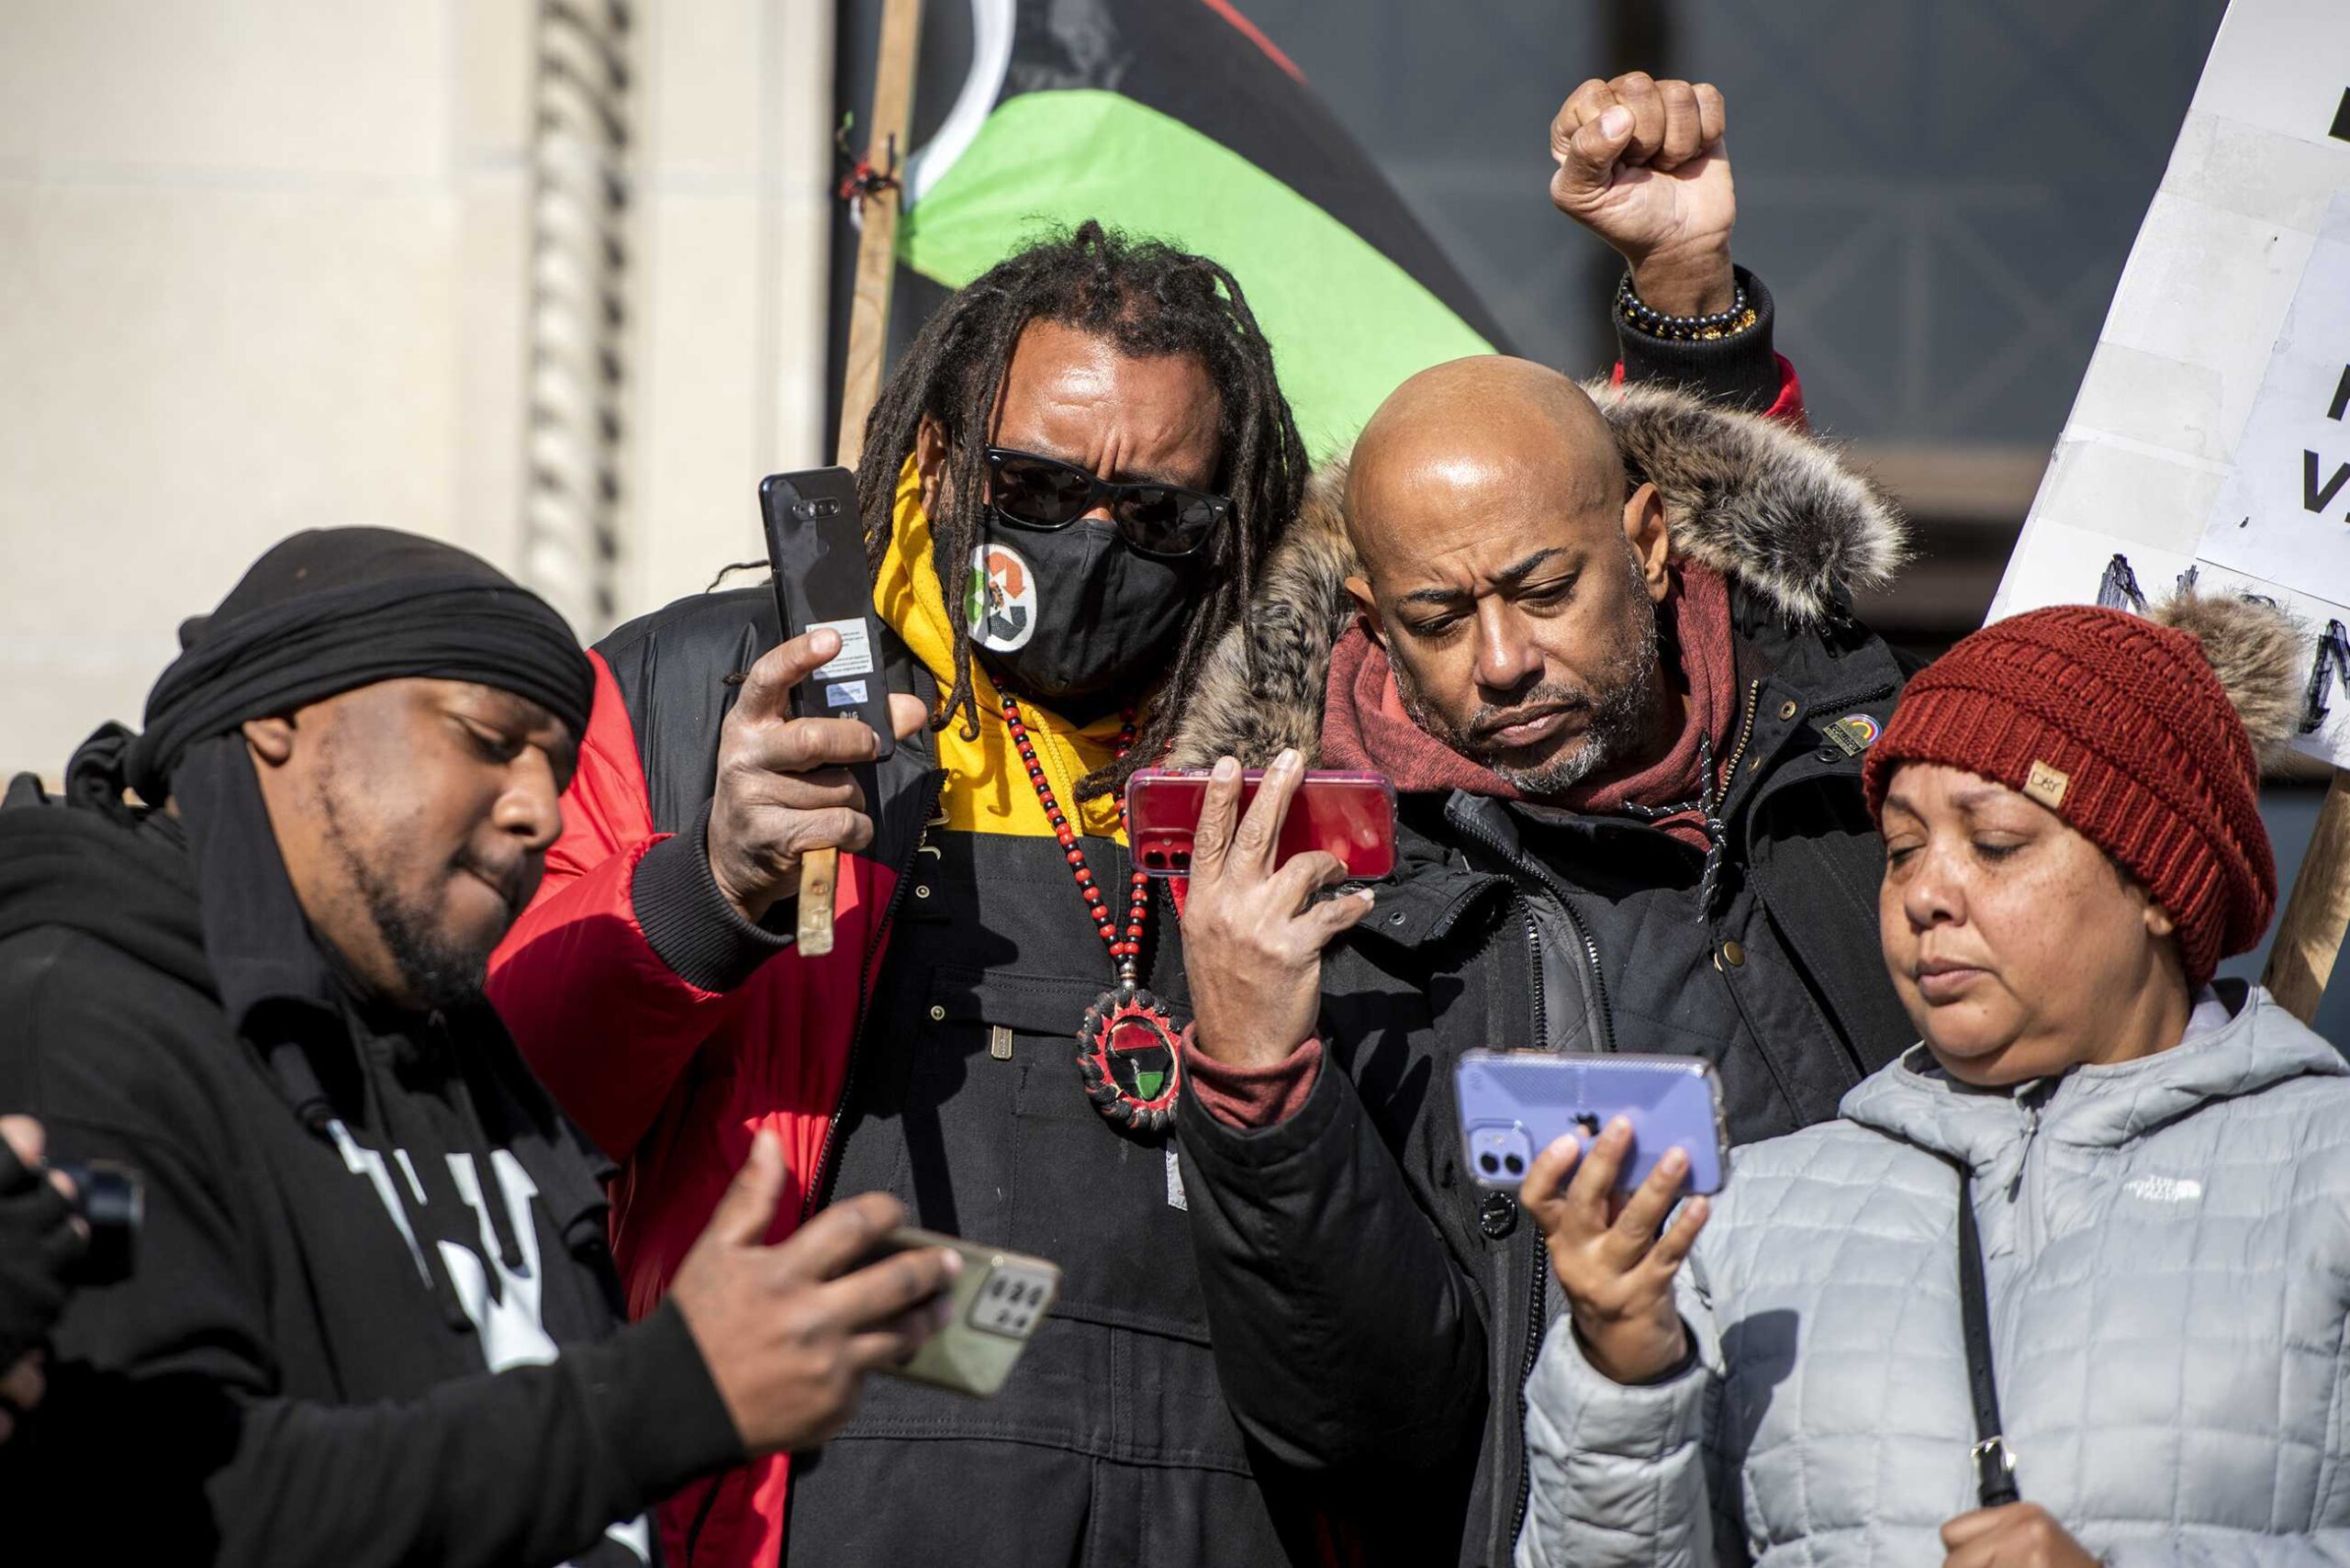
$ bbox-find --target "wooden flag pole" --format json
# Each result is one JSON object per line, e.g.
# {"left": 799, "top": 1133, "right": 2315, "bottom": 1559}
{"left": 2262, "top": 767, "right": 2350, "bottom": 1026}
{"left": 799, "top": 0, "right": 924, "bottom": 958}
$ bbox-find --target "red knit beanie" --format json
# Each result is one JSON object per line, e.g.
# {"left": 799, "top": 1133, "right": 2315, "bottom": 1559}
{"left": 1863, "top": 605, "right": 2275, "bottom": 989}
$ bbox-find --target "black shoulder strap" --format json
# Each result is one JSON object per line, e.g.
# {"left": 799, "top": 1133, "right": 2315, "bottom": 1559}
{"left": 1953, "top": 1159, "right": 2022, "bottom": 1507}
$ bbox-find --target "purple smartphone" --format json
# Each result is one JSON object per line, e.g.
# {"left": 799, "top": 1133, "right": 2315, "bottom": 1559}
{"left": 1455, "top": 1051, "right": 1729, "bottom": 1197}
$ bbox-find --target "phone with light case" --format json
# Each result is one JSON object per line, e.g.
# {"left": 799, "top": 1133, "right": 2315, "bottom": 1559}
{"left": 1455, "top": 1052, "right": 1729, "bottom": 1199}
{"left": 865, "top": 1227, "right": 1061, "bottom": 1398}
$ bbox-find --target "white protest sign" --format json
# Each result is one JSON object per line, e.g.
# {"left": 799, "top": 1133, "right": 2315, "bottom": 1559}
{"left": 2199, "top": 200, "right": 2350, "bottom": 594}
{"left": 1990, "top": 0, "right": 2350, "bottom": 766}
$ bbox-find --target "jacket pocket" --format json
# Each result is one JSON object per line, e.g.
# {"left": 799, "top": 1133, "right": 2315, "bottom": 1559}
{"left": 926, "top": 964, "right": 1211, "bottom": 1342}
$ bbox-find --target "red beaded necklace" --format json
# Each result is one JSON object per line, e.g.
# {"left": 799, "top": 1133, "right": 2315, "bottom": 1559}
{"left": 1000, "top": 689, "right": 1183, "bottom": 1132}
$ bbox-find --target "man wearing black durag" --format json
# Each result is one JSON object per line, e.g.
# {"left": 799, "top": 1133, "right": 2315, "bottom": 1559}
{"left": 0, "top": 528, "right": 958, "bottom": 1564}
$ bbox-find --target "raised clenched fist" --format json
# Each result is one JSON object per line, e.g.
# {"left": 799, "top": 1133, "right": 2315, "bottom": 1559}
{"left": 1550, "top": 73, "right": 1737, "bottom": 319}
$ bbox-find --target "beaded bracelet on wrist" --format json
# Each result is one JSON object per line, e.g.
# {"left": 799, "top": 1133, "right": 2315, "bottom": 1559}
{"left": 1616, "top": 273, "right": 1759, "bottom": 342}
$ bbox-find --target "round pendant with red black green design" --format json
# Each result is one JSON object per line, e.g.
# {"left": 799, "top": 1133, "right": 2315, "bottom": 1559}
{"left": 996, "top": 689, "right": 1184, "bottom": 1132}
{"left": 1077, "top": 983, "right": 1184, "bottom": 1132}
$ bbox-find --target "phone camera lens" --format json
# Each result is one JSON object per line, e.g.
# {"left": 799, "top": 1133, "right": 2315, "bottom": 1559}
{"left": 1504, "top": 1153, "right": 1525, "bottom": 1176}
{"left": 1478, "top": 1152, "right": 1500, "bottom": 1175}
{"left": 1171, "top": 850, "right": 1192, "bottom": 869}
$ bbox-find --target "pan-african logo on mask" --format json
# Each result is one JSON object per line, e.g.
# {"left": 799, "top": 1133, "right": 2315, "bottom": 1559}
{"left": 968, "top": 543, "right": 1035, "bottom": 652}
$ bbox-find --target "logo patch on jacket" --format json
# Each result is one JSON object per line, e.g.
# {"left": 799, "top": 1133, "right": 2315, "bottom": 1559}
{"left": 1818, "top": 712, "right": 1881, "bottom": 757}
{"left": 2124, "top": 1173, "right": 2203, "bottom": 1204}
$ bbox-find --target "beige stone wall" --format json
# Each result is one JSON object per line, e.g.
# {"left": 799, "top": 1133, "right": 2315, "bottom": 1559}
{"left": 0, "top": 0, "right": 833, "bottom": 776}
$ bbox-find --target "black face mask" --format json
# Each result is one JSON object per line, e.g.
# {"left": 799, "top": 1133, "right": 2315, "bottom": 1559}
{"left": 958, "top": 516, "right": 1199, "bottom": 711}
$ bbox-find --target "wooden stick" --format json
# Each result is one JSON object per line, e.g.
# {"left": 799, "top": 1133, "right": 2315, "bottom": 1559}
{"left": 835, "top": 0, "right": 923, "bottom": 469}
{"left": 2263, "top": 767, "right": 2350, "bottom": 1026}
{"left": 799, "top": 0, "right": 924, "bottom": 958}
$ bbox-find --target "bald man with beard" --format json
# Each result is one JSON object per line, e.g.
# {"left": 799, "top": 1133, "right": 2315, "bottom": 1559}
{"left": 1163, "top": 342, "right": 1920, "bottom": 1562}
{"left": 1346, "top": 357, "right": 1680, "bottom": 797}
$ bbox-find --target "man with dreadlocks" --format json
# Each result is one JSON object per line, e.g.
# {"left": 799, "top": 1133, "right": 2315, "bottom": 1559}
{"left": 489, "top": 221, "right": 1312, "bottom": 1567}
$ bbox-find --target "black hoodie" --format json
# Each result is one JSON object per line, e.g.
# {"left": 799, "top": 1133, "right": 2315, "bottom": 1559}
{"left": 0, "top": 744, "right": 742, "bottom": 1565}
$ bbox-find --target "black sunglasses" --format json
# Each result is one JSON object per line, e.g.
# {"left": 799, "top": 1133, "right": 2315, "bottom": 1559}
{"left": 982, "top": 447, "right": 1229, "bottom": 559}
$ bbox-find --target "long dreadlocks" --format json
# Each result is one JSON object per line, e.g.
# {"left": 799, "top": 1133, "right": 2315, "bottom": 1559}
{"left": 854, "top": 220, "right": 1306, "bottom": 801}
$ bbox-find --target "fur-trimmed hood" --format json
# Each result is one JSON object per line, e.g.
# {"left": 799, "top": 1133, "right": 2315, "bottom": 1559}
{"left": 1166, "top": 378, "right": 1910, "bottom": 767}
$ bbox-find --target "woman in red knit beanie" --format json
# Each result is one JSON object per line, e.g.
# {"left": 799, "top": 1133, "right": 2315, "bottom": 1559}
{"left": 1513, "top": 594, "right": 2350, "bottom": 1568}
{"left": 1858, "top": 598, "right": 2290, "bottom": 1082}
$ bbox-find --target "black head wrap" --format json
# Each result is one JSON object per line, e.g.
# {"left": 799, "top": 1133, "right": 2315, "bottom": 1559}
{"left": 52, "top": 531, "right": 608, "bottom": 1337}
{"left": 124, "top": 528, "right": 592, "bottom": 801}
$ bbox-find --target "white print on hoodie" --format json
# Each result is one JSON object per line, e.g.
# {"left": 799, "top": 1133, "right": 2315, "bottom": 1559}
{"left": 330, "top": 1124, "right": 654, "bottom": 1565}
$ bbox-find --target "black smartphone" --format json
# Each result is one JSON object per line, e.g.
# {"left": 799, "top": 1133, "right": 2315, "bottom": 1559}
{"left": 759, "top": 466, "right": 893, "bottom": 759}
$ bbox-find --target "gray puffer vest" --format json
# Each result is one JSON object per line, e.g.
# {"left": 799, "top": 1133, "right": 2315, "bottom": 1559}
{"left": 1519, "top": 982, "right": 2350, "bottom": 1567}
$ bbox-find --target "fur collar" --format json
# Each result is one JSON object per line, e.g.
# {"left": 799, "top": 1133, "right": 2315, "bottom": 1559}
{"left": 1166, "top": 379, "right": 1910, "bottom": 767}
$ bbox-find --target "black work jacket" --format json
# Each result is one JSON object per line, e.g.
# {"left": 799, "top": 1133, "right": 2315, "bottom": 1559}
{"left": 1177, "top": 600, "right": 1919, "bottom": 1568}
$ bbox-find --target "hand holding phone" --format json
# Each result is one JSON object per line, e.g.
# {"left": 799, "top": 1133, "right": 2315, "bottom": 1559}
{"left": 666, "top": 1134, "right": 961, "bottom": 1455}
{"left": 1125, "top": 766, "right": 1397, "bottom": 880}
{"left": 704, "top": 630, "right": 911, "bottom": 925}
{"left": 1518, "top": 1108, "right": 1710, "bottom": 1385}
{"left": 761, "top": 466, "right": 903, "bottom": 955}
{"left": 859, "top": 1228, "right": 1062, "bottom": 1398}
{"left": 1457, "top": 1051, "right": 1723, "bottom": 1385}
{"left": 1179, "top": 752, "right": 1381, "bottom": 1073}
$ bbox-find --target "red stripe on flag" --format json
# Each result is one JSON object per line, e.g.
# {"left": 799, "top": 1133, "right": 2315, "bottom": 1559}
{"left": 1194, "top": 0, "right": 1307, "bottom": 83}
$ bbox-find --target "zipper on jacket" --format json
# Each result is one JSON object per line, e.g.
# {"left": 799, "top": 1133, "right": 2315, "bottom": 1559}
{"left": 2008, "top": 1092, "right": 2048, "bottom": 1265}
{"left": 1509, "top": 1233, "right": 1547, "bottom": 1546}
{"left": 1520, "top": 900, "right": 1548, "bottom": 1049}
{"left": 1517, "top": 855, "right": 1614, "bottom": 1055}
{"left": 1452, "top": 809, "right": 1617, "bottom": 1054}
{"left": 799, "top": 769, "right": 945, "bottom": 1224}
{"left": 1718, "top": 678, "right": 1763, "bottom": 784}
{"left": 1453, "top": 808, "right": 1599, "bottom": 1548}
{"left": 679, "top": 1479, "right": 724, "bottom": 1568}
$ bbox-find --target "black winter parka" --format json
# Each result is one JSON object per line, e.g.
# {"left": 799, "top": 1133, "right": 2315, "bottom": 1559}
{"left": 1164, "top": 374, "right": 1921, "bottom": 1566}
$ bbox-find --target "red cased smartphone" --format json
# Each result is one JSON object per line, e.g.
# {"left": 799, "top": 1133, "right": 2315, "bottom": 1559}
{"left": 1123, "top": 767, "right": 1398, "bottom": 879}
{"left": 761, "top": 465, "right": 893, "bottom": 760}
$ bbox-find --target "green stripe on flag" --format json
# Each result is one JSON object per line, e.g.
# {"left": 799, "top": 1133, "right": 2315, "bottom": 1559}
{"left": 901, "top": 89, "right": 1495, "bottom": 458}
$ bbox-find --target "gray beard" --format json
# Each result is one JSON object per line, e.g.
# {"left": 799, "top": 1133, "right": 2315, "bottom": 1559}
{"left": 1393, "top": 561, "right": 1663, "bottom": 796}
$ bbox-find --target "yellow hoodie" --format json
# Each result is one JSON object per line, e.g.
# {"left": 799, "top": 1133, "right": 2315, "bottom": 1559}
{"left": 871, "top": 459, "right": 1131, "bottom": 845}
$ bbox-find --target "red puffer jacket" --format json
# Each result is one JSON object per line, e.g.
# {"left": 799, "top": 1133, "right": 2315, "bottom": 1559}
{"left": 489, "top": 593, "right": 945, "bottom": 1568}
